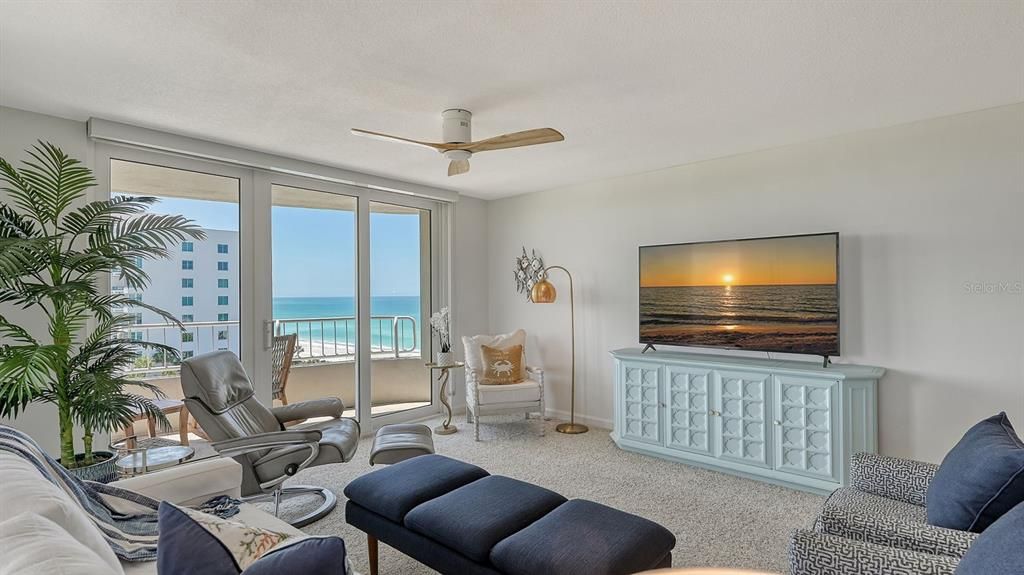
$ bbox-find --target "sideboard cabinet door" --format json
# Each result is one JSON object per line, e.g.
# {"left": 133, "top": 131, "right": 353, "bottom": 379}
{"left": 714, "top": 369, "right": 771, "bottom": 468}
{"left": 773, "top": 374, "right": 838, "bottom": 481}
{"left": 664, "top": 365, "right": 713, "bottom": 456}
{"left": 619, "top": 361, "right": 662, "bottom": 445}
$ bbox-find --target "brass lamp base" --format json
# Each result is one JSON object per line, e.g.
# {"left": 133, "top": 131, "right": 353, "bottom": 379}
{"left": 556, "top": 422, "right": 589, "bottom": 434}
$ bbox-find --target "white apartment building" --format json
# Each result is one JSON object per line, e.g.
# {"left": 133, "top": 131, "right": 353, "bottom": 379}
{"left": 113, "top": 227, "right": 240, "bottom": 365}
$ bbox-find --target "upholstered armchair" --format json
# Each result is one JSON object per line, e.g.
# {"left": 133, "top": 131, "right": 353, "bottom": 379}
{"left": 789, "top": 530, "right": 960, "bottom": 575}
{"left": 462, "top": 329, "right": 545, "bottom": 441}
{"left": 180, "top": 351, "right": 360, "bottom": 527}
{"left": 789, "top": 452, "right": 978, "bottom": 575}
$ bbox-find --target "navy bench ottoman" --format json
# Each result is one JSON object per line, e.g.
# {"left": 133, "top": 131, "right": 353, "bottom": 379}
{"left": 344, "top": 454, "right": 675, "bottom": 575}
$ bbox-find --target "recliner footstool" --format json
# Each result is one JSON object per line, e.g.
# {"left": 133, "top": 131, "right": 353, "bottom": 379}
{"left": 368, "top": 423, "right": 435, "bottom": 465}
{"left": 344, "top": 454, "right": 675, "bottom": 575}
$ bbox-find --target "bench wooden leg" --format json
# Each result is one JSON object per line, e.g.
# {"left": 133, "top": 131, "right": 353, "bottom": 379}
{"left": 367, "top": 534, "right": 379, "bottom": 575}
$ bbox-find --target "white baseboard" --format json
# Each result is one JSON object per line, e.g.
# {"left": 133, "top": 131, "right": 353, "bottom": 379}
{"left": 399, "top": 404, "right": 611, "bottom": 432}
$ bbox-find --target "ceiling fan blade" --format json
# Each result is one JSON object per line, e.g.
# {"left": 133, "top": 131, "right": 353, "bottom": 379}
{"left": 462, "top": 128, "right": 564, "bottom": 153}
{"left": 350, "top": 128, "right": 451, "bottom": 151}
{"left": 448, "top": 159, "right": 470, "bottom": 177}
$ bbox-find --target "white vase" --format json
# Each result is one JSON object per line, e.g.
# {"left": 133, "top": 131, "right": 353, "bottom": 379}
{"left": 435, "top": 351, "right": 453, "bottom": 366}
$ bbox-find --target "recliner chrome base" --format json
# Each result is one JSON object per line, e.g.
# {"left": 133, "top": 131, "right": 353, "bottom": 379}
{"left": 243, "top": 485, "right": 337, "bottom": 528}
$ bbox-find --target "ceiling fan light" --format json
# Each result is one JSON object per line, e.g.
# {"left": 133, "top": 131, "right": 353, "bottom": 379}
{"left": 444, "top": 149, "right": 471, "bottom": 161}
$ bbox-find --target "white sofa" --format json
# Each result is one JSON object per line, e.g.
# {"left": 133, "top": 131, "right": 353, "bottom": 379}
{"left": 0, "top": 450, "right": 302, "bottom": 575}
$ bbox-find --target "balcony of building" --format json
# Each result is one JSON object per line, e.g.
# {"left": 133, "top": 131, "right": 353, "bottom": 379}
{"left": 118, "top": 314, "right": 431, "bottom": 441}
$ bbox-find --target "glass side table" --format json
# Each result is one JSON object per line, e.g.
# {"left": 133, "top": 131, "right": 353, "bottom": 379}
{"left": 425, "top": 361, "right": 464, "bottom": 435}
{"left": 110, "top": 437, "right": 195, "bottom": 478}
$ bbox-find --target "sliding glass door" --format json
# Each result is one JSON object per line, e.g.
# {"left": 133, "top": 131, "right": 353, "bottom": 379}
{"left": 269, "top": 184, "right": 360, "bottom": 417}
{"left": 261, "top": 175, "right": 440, "bottom": 427}
{"left": 99, "top": 150, "right": 253, "bottom": 445}
{"left": 368, "top": 201, "right": 432, "bottom": 420}
{"left": 99, "top": 145, "right": 444, "bottom": 438}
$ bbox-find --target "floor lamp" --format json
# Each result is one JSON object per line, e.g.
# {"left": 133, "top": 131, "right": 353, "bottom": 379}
{"left": 530, "top": 265, "right": 588, "bottom": 434}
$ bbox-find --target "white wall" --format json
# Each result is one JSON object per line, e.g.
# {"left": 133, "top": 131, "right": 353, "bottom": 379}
{"left": 0, "top": 107, "right": 95, "bottom": 453}
{"left": 0, "top": 105, "right": 490, "bottom": 452}
{"left": 450, "top": 194, "right": 490, "bottom": 408}
{"left": 486, "top": 104, "right": 1024, "bottom": 462}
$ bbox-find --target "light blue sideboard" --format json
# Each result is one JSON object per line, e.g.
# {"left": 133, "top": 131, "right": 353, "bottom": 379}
{"left": 610, "top": 348, "right": 884, "bottom": 494}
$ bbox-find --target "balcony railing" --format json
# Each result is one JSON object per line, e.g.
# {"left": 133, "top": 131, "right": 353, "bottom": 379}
{"left": 119, "top": 315, "right": 417, "bottom": 376}
{"left": 273, "top": 315, "right": 417, "bottom": 360}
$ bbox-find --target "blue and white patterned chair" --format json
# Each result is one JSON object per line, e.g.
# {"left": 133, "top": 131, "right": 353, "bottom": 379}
{"left": 789, "top": 452, "right": 978, "bottom": 575}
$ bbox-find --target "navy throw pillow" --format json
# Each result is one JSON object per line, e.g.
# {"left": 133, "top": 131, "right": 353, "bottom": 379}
{"left": 157, "top": 502, "right": 348, "bottom": 574}
{"left": 955, "top": 501, "right": 1024, "bottom": 574}
{"left": 927, "top": 412, "right": 1024, "bottom": 532}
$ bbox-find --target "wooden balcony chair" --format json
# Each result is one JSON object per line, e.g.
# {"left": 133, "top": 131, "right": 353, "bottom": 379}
{"left": 272, "top": 333, "right": 298, "bottom": 405}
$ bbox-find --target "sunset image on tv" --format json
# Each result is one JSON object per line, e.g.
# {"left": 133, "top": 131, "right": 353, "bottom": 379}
{"left": 639, "top": 233, "right": 839, "bottom": 355}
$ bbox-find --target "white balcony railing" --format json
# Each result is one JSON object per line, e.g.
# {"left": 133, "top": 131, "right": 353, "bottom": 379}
{"left": 118, "top": 315, "right": 417, "bottom": 376}
{"left": 273, "top": 315, "right": 417, "bottom": 360}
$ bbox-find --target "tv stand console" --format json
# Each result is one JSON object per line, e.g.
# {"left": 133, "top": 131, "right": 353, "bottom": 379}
{"left": 610, "top": 348, "right": 883, "bottom": 494}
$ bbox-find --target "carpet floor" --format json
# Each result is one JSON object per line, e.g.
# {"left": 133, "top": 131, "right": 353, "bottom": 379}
{"left": 256, "top": 414, "right": 823, "bottom": 574}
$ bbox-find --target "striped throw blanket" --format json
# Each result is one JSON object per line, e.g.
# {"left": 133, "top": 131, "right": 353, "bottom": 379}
{"left": 0, "top": 425, "right": 240, "bottom": 562}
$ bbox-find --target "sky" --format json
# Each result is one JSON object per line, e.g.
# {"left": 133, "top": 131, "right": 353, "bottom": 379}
{"left": 640, "top": 234, "right": 837, "bottom": 287}
{"left": 150, "top": 196, "right": 422, "bottom": 298}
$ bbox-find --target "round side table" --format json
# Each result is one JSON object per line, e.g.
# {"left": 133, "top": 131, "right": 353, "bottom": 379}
{"left": 113, "top": 444, "right": 195, "bottom": 477}
{"left": 426, "top": 362, "right": 464, "bottom": 435}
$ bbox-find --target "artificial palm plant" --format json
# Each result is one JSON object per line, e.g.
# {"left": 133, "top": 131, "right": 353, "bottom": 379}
{"left": 0, "top": 142, "right": 204, "bottom": 468}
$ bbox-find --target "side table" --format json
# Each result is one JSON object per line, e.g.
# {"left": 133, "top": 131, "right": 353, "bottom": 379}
{"left": 425, "top": 362, "right": 464, "bottom": 435}
{"left": 123, "top": 398, "right": 190, "bottom": 448}
{"left": 114, "top": 444, "right": 195, "bottom": 478}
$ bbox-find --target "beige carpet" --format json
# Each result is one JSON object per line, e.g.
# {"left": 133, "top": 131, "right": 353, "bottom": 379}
{"left": 254, "top": 414, "right": 823, "bottom": 574}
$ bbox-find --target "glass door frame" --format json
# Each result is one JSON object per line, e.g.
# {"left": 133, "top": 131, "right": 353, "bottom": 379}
{"left": 256, "top": 172, "right": 442, "bottom": 431}
{"left": 94, "top": 143, "right": 258, "bottom": 386}
{"left": 97, "top": 143, "right": 448, "bottom": 434}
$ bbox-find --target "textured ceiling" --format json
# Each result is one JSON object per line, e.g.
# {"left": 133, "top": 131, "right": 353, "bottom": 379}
{"left": 1, "top": 1, "right": 1022, "bottom": 199}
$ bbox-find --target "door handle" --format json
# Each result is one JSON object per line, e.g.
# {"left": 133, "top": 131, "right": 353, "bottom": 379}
{"left": 263, "top": 320, "right": 274, "bottom": 350}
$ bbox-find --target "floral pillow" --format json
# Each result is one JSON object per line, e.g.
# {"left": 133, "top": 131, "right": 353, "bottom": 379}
{"left": 156, "top": 502, "right": 349, "bottom": 575}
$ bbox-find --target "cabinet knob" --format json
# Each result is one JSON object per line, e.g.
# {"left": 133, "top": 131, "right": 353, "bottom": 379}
{"left": 660, "top": 402, "right": 666, "bottom": 408}
{"left": 773, "top": 420, "right": 782, "bottom": 426}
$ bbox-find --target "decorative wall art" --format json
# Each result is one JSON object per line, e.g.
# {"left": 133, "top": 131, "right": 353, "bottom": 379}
{"left": 514, "top": 247, "right": 545, "bottom": 301}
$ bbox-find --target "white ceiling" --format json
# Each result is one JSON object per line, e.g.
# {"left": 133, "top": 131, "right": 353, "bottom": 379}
{"left": 1, "top": 1, "right": 1022, "bottom": 200}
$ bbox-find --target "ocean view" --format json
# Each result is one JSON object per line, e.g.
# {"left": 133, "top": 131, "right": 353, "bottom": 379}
{"left": 640, "top": 284, "right": 838, "bottom": 355}
{"left": 273, "top": 295, "right": 421, "bottom": 356}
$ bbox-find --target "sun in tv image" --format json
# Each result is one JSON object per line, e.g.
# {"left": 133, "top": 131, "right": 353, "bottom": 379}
{"left": 640, "top": 233, "right": 839, "bottom": 355}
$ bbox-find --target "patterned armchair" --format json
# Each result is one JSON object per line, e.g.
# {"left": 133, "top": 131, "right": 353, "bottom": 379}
{"left": 789, "top": 530, "right": 960, "bottom": 575}
{"left": 789, "top": 452, "right": 978, "bottom": 575}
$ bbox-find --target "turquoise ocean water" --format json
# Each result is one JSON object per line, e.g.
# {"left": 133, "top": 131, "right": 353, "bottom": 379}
{"left": 273, "top": 296, "right": 421, "bottom": 352}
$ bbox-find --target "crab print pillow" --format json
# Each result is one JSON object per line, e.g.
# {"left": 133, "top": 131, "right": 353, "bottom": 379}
{"left": 480, "top": 343, "right": 524, "bottom": 385}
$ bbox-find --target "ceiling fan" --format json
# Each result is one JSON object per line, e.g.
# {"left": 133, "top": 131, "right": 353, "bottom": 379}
{"left": 351, "top": 109, "right": 564, "bottom": 176}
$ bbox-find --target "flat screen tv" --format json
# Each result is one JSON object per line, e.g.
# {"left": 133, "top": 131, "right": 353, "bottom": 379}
{"left": 639, "top": 232, "right": 839, "bottom": 357}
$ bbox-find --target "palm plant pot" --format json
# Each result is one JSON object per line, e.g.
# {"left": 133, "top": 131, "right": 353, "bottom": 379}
{"left": 60, "top": 451, "right": 118, "bottom": 483}
{"left": 436, "top": 351, "right": 454, "bottom": 366}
